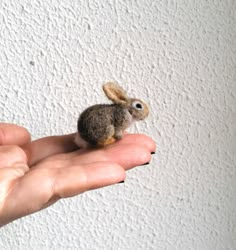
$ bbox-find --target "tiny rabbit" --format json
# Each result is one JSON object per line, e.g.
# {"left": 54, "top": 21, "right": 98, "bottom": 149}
{"left": 74, "top": 82, "right": 149, "bottom": 148}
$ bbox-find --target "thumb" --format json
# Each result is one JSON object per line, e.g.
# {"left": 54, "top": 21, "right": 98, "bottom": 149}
{"left": 0, "top": 123, "right": 31, "bottom": 146}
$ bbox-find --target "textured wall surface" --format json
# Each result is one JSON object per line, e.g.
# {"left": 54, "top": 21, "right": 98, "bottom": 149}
{"left": 0, "top": 0, "right": 236, "bottom": 249}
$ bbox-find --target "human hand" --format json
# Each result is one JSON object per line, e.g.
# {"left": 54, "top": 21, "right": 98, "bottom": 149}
{"left": 0, "top": 123, "right": 155, "bottom": 227}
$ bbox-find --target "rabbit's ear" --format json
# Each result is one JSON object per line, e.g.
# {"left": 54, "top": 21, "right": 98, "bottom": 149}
{"left": 103, "top": 82, "right": 128, "bottom": 105}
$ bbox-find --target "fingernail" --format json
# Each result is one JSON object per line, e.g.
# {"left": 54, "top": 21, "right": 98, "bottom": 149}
{"left": 141, "top": 162, "right": 150, "bottom": 166}
{"left": 118, "top": 180, "right": 125, "bottom": 184}
{"left": 151, "top": 152, "right": 155, "bottom": 155}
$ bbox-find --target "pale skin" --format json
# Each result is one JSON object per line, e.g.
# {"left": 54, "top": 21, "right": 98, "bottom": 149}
{"left": 0, "top": 123, "right": 156, "bottom": 227}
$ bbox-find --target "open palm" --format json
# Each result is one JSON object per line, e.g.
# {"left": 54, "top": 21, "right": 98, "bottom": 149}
{"left": 0, "top": 124, "right": 155, "bottom": 227}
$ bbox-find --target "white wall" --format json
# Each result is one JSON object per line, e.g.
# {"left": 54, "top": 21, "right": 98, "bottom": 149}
{"left": 0, "top": 0, "right": 235, "bottom": 249}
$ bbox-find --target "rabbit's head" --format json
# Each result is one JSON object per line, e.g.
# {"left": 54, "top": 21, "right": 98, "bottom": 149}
{"left": 103, "top": 82, "right": 149, "bottom": 121}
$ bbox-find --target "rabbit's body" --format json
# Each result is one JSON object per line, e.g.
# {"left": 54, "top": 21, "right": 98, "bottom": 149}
{"left": 77, "top": 104, "right": 133, "bottom": 146}
{"left": 75, "top": 82, "right": 149, "bottom": 148}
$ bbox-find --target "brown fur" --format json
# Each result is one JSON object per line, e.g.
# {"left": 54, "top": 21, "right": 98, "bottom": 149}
{"left": 76, "top": 82, "right": 149, "bottom": 147}
{"left": 77, "top": 104, "right": 131, "bottom": 146}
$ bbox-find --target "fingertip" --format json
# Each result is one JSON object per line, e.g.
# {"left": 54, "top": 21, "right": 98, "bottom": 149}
{"left": 106, "top": 162, "right": 126, "bottom": 182}
{"left": 138, "top": 147, "right": 152, "bottom": 165}
{"left": 119, "top": 133, "right": 156, "bottom": 153}
{"left": 106, "top": 144, "right": 152, "bottom": 170}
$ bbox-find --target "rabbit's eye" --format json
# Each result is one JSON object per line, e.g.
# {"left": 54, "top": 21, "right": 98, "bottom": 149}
{"left": 132, "top": 101, "right": 143, "bottom": 110}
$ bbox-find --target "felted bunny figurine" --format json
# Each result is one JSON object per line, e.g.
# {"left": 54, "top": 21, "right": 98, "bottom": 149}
{"left": 74, "top": 82, "right": 149, "bottom": 148}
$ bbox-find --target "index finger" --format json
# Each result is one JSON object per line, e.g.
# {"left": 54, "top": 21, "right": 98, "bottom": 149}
{"left": 25, "top": 134, "right": 78, "bottom": 166}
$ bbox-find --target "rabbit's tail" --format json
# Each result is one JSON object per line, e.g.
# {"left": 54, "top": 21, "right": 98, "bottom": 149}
{"left": 74, "top": 132, "right": 89, "bottom": 149}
